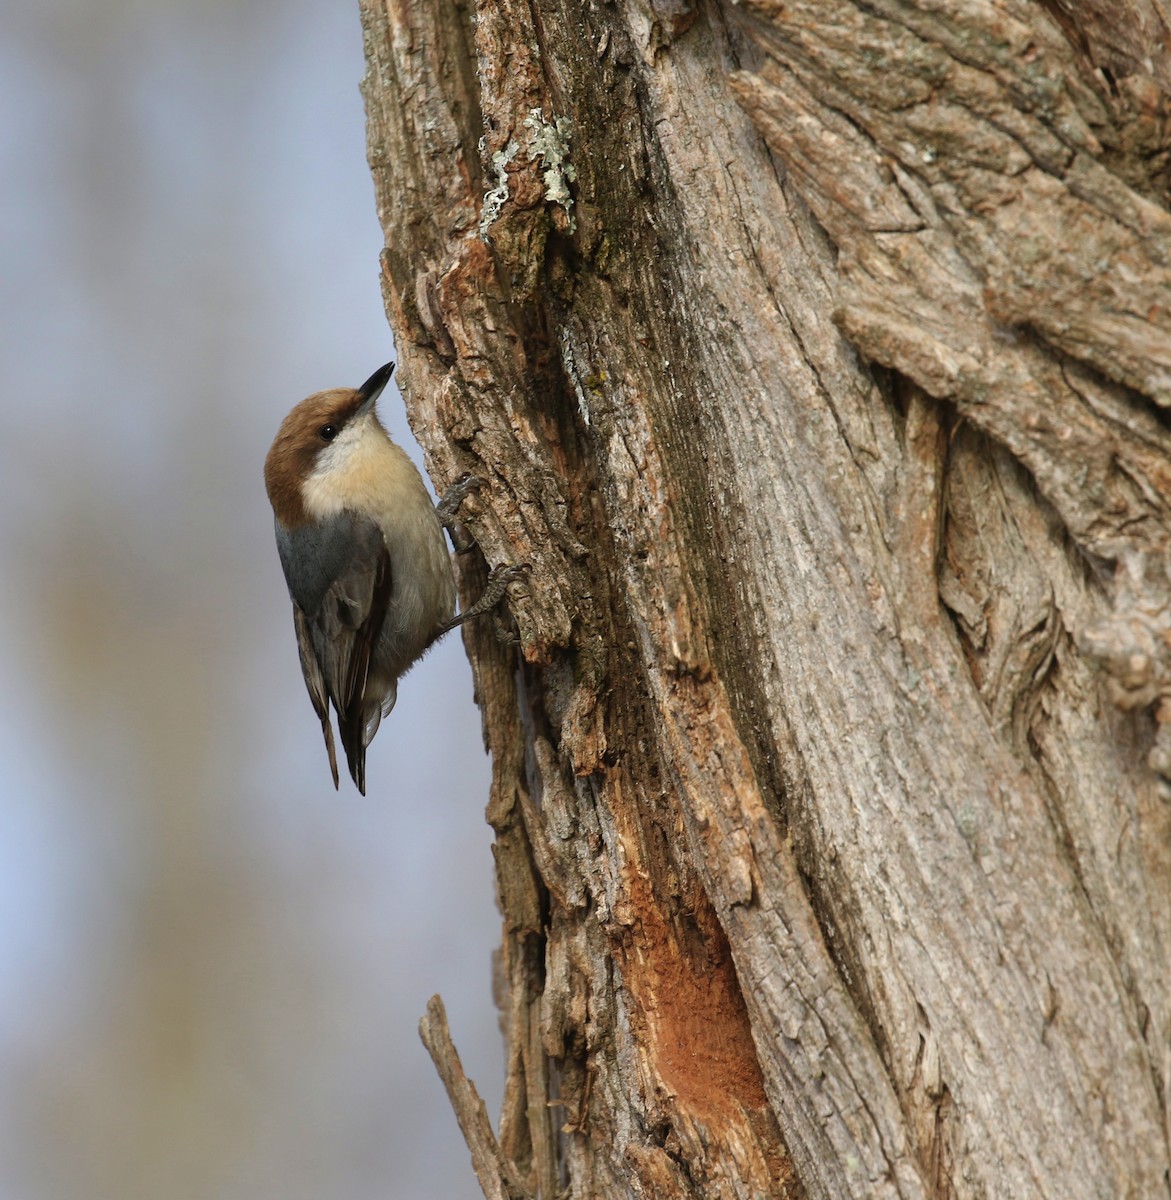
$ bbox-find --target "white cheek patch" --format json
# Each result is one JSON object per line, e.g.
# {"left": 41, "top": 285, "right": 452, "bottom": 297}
{"left": 314, "top": 419, "right": 365, "bottom": 473}
{"left": 303, "top": 416, "right": 371, "bottom": 518}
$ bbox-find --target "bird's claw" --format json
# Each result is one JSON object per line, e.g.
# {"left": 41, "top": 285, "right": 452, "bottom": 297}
{"left": 436, "top": 474, "right": 483, "bottom": 528}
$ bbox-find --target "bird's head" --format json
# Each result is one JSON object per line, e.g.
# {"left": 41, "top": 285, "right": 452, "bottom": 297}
{"left": 264, "top": 362, "right": 394, "bottom": 526}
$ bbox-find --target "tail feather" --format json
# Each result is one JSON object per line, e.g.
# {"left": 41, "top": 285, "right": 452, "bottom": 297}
{"left": 319, "top": 715, "right": 340, "bottom": 790}
{"left": 338, "top": 702, "right": 372, "bottom": 796}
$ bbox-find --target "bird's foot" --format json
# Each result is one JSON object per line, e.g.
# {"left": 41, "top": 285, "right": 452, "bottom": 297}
{"left": 434, "top": 562, "right": 530, "bottom": 638}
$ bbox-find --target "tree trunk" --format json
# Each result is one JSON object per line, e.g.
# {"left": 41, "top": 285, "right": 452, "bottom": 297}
{"left": 358, "top": 0, "right": 1171, "bottom": 1196}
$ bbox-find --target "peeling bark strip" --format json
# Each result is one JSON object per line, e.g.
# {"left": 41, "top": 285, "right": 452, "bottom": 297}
{"left": 360, "top": 0, "right": 1171, "bottom": 1197}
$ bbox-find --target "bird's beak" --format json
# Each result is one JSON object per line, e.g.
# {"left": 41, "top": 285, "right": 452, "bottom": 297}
{"left": 356, "top": 361, "right": 395, "bottom": 414}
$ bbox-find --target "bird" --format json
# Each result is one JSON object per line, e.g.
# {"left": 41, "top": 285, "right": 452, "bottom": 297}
{"left": 264, "top": 362, "right": 521, "bottom": 794}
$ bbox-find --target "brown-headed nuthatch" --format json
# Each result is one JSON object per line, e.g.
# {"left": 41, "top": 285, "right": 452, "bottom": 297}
{"left": 264, "top": 362, "right": 522, "bottom": 794}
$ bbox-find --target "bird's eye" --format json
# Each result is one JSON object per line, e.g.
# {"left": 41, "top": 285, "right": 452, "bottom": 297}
{"left": 319, "top": 424, "right": 338, "bottom": 442}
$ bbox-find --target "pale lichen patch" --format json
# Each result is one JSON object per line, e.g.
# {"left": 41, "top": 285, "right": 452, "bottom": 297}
{"left": 478, "top": 111, "right": 578, "bottom": 240}
{"left": 478, "top": 136, "right": 519, "bottom": 241}
{"left": 523, "top": 108, "right": 577, "bottom": 227}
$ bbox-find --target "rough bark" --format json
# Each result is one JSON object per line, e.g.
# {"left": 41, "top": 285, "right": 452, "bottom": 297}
{"left": 359, "top": 0, "right": 1171, "bottom": 1196}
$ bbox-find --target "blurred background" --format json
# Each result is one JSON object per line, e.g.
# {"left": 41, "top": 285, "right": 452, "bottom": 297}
{"left": 0, "top": 2, "right": 503, "bottom": 1197}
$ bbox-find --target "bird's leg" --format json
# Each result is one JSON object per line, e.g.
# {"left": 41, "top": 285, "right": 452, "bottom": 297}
{"left": 435, "top": 473, "right": 481, "bottom": 525}
{"left": 433, "top": 563, "right": 530, "bottom": 640}
{"left": 435, "top": 474, "right": 482, "bottom": 553}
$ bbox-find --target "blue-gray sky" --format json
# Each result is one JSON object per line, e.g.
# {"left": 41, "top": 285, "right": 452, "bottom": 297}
{"left": 0, "top": 3, "right": 501, "bottom": 1197}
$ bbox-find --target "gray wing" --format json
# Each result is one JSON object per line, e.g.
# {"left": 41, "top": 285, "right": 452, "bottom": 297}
{"left": 276, "top": 514, "right": 393, "bottom": 794}
{"left": 292, "top": 605, "right": 339, "bottom": 788}
{"left": 276, "top": 512, "right": 377, "bottom": 618}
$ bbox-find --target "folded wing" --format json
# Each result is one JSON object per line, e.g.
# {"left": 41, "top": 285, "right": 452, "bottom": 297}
{"left": 275, "top": 513, "right": 393, "bottom": 794}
